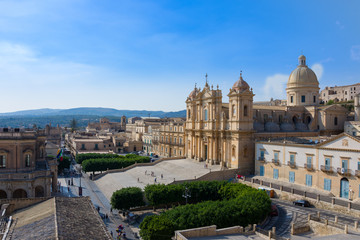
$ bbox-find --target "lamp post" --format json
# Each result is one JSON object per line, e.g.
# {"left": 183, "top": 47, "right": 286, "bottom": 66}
{"left": 182, "top": 187, "right": 191, "bottom": 204}
{"left": 78, "top": 165, "right": 82, "bottom": 196}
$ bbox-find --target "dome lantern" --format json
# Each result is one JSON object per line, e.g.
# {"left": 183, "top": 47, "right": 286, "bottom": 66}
{"left": 298, "top": 55, "right": 306, "bottom": 66}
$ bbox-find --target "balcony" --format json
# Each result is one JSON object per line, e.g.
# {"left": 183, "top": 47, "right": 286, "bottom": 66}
{"left": 272, "top": 159, "right": 280, "bottom": 165}
{"left": 258, "top": 157, "right": 265, "bottom": 162}
{"left": 287, "top": 161, "right": 296, "bottom": 168}
{"left": 356, "top": 170, "right": 360, "bottom": 178}
{"left": 320, "top": 165, "right": 334, "bottom": 173}
{"left": 304, "top": 163, "right": 314, "bottom": 171}
{"left": 337, "top": 168, "right": 352, "bottom": 176}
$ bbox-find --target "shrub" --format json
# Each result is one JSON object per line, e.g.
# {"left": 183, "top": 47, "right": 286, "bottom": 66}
{"left": 75, "top": 153, "right": 120, "bottom": 164}
{"left": 81, "top": 156, "right": 150, "bottom": 174}
{"left": 139, "top": 215, "right": 175, "bottom": 240}
{"left": 111, "top": 187, "right": 145, "bottom": 211}
{"left": 140, "top": 182, "right": 271, "bottom": 240}
{"left": 140, "top": 189, "right": 271, "bottom": 240}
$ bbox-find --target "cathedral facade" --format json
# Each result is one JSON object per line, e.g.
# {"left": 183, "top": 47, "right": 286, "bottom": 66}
{"left": 185, "top": 55, "right": 349, "bottom": 172}
{"left": 184, "top": 73, "right": 255, "bottom": 174}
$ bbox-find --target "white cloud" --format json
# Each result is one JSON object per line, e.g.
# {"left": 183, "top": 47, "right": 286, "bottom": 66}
{"left": 311, "top": 63, "right": 323, "bottom": 80}
{"left": 263, "top": 74, "right": 288, "bottom": 100}
{"left": 351, "top": 45, "right": 360, "bottom": 61}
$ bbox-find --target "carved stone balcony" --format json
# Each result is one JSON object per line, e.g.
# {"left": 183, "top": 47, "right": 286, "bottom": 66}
{"left": 258, "top": 157, "right": 265, "bottom": 162}
{"left": 320, "top": 165, "right": 334, "bottom": 173}
{"left": 287, "top": 161, "right": 296, "bottom": 168}
{"left": 337, "top": 168, "right": 352, "bottom": 176}
{"left": 304, "top": 163, "right": 314, "bottom": 171}
{"left": 356, "top": 170, "right": 360, "bottom": 178}
{"left": 272, "top": 159, "right": 280, "bottom": 166}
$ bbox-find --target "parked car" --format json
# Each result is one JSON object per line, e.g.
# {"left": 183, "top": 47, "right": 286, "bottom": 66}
{"left": 293, "top": 199, "right": 311, "bottom": 207}
{"left": 270, "top": 204, "right": 278, "bottom": 216}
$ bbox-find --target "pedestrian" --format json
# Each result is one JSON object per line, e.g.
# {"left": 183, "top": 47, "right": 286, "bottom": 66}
{"left": 137, "top": 177, "right": 139, "bottom": 182}
{"left": 145, "top": 170, "right": 147, "bottom": 175}
{"left": 110, "top": 231, "right": 113, "bottom": 237}
{"left": 161, "top": 174, "right": 163, "bottom": 179}
{"left": 110, "top": 207, "right": 112, "bottom": 213}
{"left": 154, "top": 177, "right": 157, "bottom": 183}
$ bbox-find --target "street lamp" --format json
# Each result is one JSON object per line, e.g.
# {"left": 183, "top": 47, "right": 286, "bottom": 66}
{"left": 78, "top": 165, "right": 83, "bottom": 196}
{"left": 182, "top": 187, "right": 191, "bottom": 204}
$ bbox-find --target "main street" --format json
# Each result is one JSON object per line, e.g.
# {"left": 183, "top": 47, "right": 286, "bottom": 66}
{"left": 57, "top": 163, "right": 138, "bottom": 240}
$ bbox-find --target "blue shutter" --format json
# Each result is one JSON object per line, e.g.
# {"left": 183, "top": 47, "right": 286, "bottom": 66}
{"left": 273, "top": 169, "right": 278, "bottom": 179}
{"left": 306, "top": 175, "right": 312, "bottom": 186}
{"left": 289, "top": 171, "right": 295, "bottom": 183}
{"left": 324, "top": 179, "right": 332, "bottom": 191}
{"left": 260, "top": 166, "right": 264, "bottom": 176}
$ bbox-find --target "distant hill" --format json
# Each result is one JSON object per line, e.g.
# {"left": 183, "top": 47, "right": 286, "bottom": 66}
{"left": 0, "top": 107, "right": 186, "bottom": 118}
{"left": 0, "top": 107, "right": 186, "bottom": 128}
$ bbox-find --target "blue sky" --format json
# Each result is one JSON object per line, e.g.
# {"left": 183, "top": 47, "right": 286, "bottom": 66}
{"left": 0, "top": 0, "right": 359, "bottom": 112}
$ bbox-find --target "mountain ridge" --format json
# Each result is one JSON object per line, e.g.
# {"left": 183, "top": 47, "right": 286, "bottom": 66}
{"left": 0, "top": 107, "right": 186, "bottom": 118}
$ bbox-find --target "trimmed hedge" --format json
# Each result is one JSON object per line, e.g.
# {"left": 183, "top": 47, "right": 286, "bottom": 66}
{"left": 82, "top": 155, "right": 150, "bottom": 173}
{"left": 144, "top": 181, "right": 227, "bottom": 206}
{"left": 111, "top": 187, "right": 145, "bottom": 211}
{"left": 140, "top": 182, "right": 271, "bottom": 240}
{"left": 75, "top": 153, "right": 119, "bottom": 164}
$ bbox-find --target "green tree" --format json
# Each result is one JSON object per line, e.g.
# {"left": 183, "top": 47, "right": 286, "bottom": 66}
{"left": 70, "top": 118, "right": 77, "bottom": 131}
{"left": 111, "top": 187, "right": 145, "bottom": 211}
{"left": 139, "top": 215, "right": 175, "bottom": 240}
{"left": 326, "top": 99, "right": 334, "bottom": 105}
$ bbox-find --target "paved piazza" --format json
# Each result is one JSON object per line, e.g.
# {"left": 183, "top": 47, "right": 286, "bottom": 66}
{"left": 94, "top": 158, "right": 222, "bottom": 200}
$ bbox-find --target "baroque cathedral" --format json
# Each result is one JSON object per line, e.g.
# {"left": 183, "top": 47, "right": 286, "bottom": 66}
{"left": 184, "top": 55, "right": 348, "bottom": 173}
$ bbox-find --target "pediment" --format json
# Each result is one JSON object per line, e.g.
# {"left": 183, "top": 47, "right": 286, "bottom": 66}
{"left": 320, "top": 104, "right": 348, "bottom": 113}
{"left": 318, "top": 133, "right": 360, "bottom": 151}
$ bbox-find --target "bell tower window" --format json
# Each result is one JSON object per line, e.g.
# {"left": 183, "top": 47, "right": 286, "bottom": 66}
{"left": 313, "top": 96, "right": 316, "bottom": 103}
{"left": 244, "top": 105, "right": 248, "bottom": 117}
{"left": 290, "top": 96, "right": 293, "bottom": 103}
{"left": 301, "top": 95, "right": 305, "bottom": 103}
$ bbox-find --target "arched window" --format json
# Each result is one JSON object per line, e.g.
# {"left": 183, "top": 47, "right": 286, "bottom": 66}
{"left": 232, "top": 146, "right": 236, "bottom": 157}
{"left": 244, "top": 105, "right": 248, "bottom": 117}
{"left": 204, "top": 109, "right": 208, "bottom": 121}
{"left": 232, "top": 104, "right": 236, "bottom": 116}
{"left": 188, "top": 109, "right": 191, "bottom": 119}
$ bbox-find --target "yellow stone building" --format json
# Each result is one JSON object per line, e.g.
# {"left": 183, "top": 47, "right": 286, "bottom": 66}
{"left": 157, "top": 118, "right": 185, "bottom": 157}
{"left": 184, "top": 55, "right": 349, "bottom": 174}
{"left": 0, "top": 128, "right": 57, "bottom": 199}
{"left": 185, "top": 73, "right": 255, "bottom": 174}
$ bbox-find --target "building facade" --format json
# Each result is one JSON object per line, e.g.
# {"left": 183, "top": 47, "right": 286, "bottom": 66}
{"left": 87, "top": 117, "right": 126, "bottom": 132}
{"left": 184, "top": 55, "right": 349, "bottom": 173}
{"left": 0, "top": 128, "right": 57, "bottom": 199}
{"left": 320, "top": 83, "right": 360, "bottom": 104}
{"left": 158, "top": 118, "right": 185, "bottom": 157}
{"left": 185, "top": 74, "right": 255, "bottom": 173}
{"left": 255, "top": 133, "right": 360, "bottom": 200}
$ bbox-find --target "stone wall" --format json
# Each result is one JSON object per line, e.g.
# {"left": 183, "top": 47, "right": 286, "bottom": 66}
{"left": 175, "top": 225, "right": 251, "bottom": 240}
{"left": 0, "top": 197, "right": 51, "bottom": 214}
{"left": 309, "top": 220, "right": 345, "bottom": 236}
